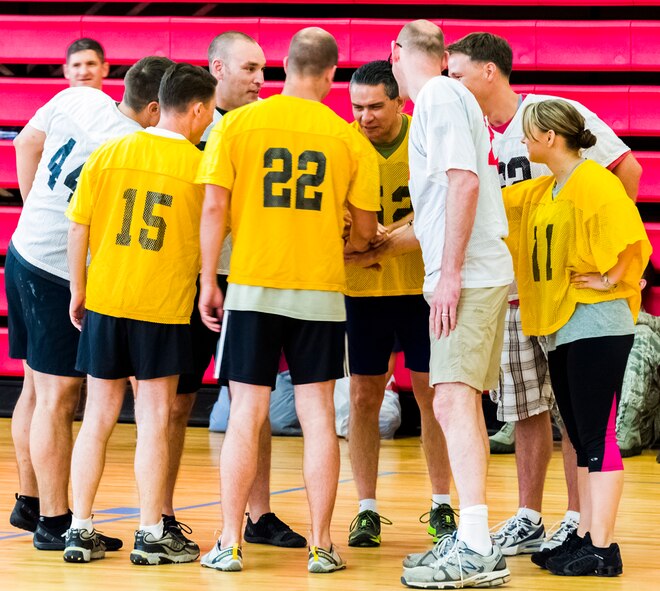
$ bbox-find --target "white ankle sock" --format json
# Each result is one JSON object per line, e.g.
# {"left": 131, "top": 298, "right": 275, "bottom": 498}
{"left": 432, "top": 494, "right": 451, "bottom": 509}
{"left": 517, "top": 507, "right": 542, "bottom": 524}
{"left": 564, "top": 510, "right": 580, "bottom": 523}
{"left": 359, "top": 499, "right": 378, "bottom": 513}
{"left": 71, "top": 516, "right": 94, "bottom": 534}
{"left": 457, "top": 504, "right": 492, "bottom": 555}
{"left": 140, "top": 519, "right": 164, "bottom": 539}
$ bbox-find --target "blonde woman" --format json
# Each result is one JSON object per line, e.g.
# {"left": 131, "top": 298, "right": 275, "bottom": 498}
{"left": 503, "top": 99, "right": 650, "bottom": 577}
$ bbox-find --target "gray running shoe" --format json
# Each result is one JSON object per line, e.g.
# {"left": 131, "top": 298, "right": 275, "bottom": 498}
{"left": 539, "top": 515, "right": 579, "bottom": 551}
{"left": 403, "top": 532, "right": 459, "bottom": 569}
{"left": 491, "top": 514, "right": 544, "bottom": 555}
{"left": 130, "top": 528, "right": 199, "bottom": 565}
{"left": 489, "top": 423, "right": 515, "bottom": 454}
{"left": 200, "top": 540, "right": 243, "bottom": 571}
{"left": 63, "top": 528, "right": 106, "bottom": 563}
{"left": 308, "top": 544, "right": 346, "bottom": 573}
{"left": 402, "top": 535, "right": 510, "bottom": 589}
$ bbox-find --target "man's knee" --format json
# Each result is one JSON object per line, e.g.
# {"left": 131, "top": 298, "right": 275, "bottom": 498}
{"left": 350, "top": 375, "right": 386, "bottom": 415}
{"left": 170, "top": 393, "right": 195, "bottom": 424}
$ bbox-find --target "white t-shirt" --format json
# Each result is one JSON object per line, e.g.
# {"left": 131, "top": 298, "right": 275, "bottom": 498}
{"left": 408, "top": 76, "right": 513, "bottom": 292}
{"left": 492, "top": 93, "right": 630, "bottom": 188}
{"left": 201, "top": 107, "right": 232, "bottom": 275}
{"left": 11, "top": 87, "right": 141, "bottom": 281}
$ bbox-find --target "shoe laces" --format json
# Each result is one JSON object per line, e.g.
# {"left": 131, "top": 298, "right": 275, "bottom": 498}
{"left": 545, "top": 517, "right": 578, "bottom": 544}
{"left": 428, "top": 530, "right": 458, "bottom": 562}
{"left": 349, "top": 510, "right": 392, "bottom": 531}
{"left": 419, "top": 504, "right": 457, "bottom": 526}
{"left": 490, "top": 515, "right": 530, "bottom": 538}
{"left": 168, "top": 519, "right": 194, "bottom": 535}
{"left": 431, "top": 534, "right": 466, "bottom": 585}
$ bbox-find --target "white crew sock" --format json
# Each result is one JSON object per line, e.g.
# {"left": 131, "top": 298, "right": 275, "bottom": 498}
{"left": 564, "top": 510, "right": 580, "bottom": 523}
{"left": 71, "top": 515, "right": 94, "bottom": 534}
{"left": 140, "top": 519, "right": 164, "bottom": 539}
{"left": 457, "top": 504, "right": 492, "bottom": 555}
{"left": 517, "top": 507, "right": 542, "bottom": 524}
{"left": 432, "top": 494, "right": 452, "bottom": 509}
{"left": 358, "top": 498, "right": 378, "bottom": 513}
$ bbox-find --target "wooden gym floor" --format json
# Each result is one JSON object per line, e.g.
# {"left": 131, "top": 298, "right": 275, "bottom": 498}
{"left": 0, "top": 418, "right": 658, "bottom": 590}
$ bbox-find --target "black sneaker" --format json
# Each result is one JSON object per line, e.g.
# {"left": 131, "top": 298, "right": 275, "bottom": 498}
{"left": 348, "top": 509, "right": 392, "bottom": 547}
{"left": 162, "top": 515, "right": 200, "bottom": 555}
{"left": 546, "top": 535, "right": 623, "bottom": 577}
{"left": 130, "top": 528, "right": 200, "bottom": 565}
{"left": 10, "top": 494, "right": 39, "bottom": 532}
{"left": 243, "top": 512, "right": 306, "bottom": 548}
{"left": 63, "top": 528, "right": 106, "bottom": 563}
{"left": 531, "top": 529, "right": 583, "bottom": 569}
{"left": 420, "top": 503, "right": 457, "bottom": 543}
{"left": 34, "top": 514, "right": 123, "bottom": 552}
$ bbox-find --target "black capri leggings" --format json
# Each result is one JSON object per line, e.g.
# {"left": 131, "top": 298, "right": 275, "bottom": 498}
{"left": 548, "top": 334, "right": 634, "bottom": 473}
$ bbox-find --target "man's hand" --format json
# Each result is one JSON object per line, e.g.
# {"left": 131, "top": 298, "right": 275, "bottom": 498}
{"left": 370, "top": 223, "right": 390, "bottom": 247}
{"left": 429, "top": 272, "right": 462, "bottom": 339}
{"left": 69, "top": 290, "right": 86, "bottom": 331}
{"left": 344, "top": 246, "right": 384, "bottom": 270}
{"left": 199, "top": 281, "right": 224, "bottom": 332}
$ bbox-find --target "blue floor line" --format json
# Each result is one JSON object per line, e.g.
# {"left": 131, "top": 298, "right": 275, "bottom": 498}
{"left": 0, "top": 471, "right": 398, "bottom": 542}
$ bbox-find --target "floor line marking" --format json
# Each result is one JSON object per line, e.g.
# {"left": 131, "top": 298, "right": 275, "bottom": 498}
{"left": 0, "top": 471, "right": 398, "bottom": 542}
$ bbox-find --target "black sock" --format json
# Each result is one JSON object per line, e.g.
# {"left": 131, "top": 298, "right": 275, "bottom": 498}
{"left": 591, "top": 543, "right": 617, "bottom": 555}
{"left": 18, "top": 494, "right": 40, "bottom": 513}
{"left": 40, "top": 512, "right": 72, "bottom": 531}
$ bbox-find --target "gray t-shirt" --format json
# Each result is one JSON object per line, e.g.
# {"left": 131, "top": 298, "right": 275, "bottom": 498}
{"left": 546, "top": 299, "right": 635, "bottom": 351}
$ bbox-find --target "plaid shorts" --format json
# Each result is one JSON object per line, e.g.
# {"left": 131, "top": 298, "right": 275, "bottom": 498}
{"left": 489, "top": 303, "right": 554, "bottom": 422}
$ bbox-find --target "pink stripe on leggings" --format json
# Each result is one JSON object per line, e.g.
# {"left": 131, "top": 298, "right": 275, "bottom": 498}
{"left": 601, "top": 394, "right": 623, "bottom": 472}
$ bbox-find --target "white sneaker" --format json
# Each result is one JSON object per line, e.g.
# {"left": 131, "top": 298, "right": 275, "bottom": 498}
{"left": 308, "top": 544, "right": 346, "bottom": 573}
{"left": 540, "top": 515, "right": 579, "bottom": 551}
{"left": 402, "top": 534, "right": 510, "bottom": 589}
{"left": 200, "top": 540, "right": 242, "bottom": 571}
{"left": 491, "top": 514, "right": 545, "bottom": 556}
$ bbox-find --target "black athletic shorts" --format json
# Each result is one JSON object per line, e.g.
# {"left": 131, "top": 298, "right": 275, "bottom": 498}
{"left": 177, "top": 274, "right": 228, "bottom": 394}
{"left": 345, "top": 294, "right": 431, "bottom": 375}
{"left": 217, "top": 310, "right": 346, "bottom": 389}
{"left": 5, "top": 246, "right": 84, "bottom": 377}
{"left": 76, "top": 310, "right": 193, "bottom": 380}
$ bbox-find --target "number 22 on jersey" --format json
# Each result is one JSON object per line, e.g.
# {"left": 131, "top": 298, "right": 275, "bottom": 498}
{"left": 263, "top": 148, "right": 326, "bottom": 211}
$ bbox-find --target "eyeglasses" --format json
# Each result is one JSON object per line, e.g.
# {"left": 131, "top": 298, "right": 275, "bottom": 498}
{"left": 388, "top": 41, "right": 403, "bottom": 65}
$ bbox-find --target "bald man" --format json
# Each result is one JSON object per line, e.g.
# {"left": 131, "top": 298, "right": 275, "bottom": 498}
{"left": 165, "top": 31, "right": 305, "bottom": 550}
{"left": 197, "top": 27, "right": 379, "bottom": 574}
{"left": 391, "top": 21, "right": 511, "bottom": 589}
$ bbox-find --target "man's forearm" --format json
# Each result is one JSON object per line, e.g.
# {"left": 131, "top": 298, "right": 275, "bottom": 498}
{"left": 441, "top": 170, "right": 479, "bottom": 276}
{"left": 200, "top": 184, "right": 229, "bottom": 284}
{"left": 67, "top": 222, "right": 90, "bottom": 294}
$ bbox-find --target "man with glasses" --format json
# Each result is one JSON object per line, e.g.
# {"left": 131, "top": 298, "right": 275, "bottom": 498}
{"left": 390, "top": 20, "right": 512, "bottom": 589}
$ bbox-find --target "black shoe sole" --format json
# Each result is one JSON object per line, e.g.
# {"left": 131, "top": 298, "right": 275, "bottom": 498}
{"left": 549, "top": 565, "right": 623, "bottom": 577}
{"left": 244, "top": 533, "right": 306, "bottom": 548}
{"left": 348, "top": 534, "right": 381, "bottom": 548}
{"left": 10, "top": 514, "right": 38, "bottom": 533}
{"left": 34, "top": 540, "right": 65, "bottom": 551}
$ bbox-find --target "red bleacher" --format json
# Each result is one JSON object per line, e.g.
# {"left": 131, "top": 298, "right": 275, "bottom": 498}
{"left": 0, "top": 8, "right": 659, "bottom": 383}
{"left": 1, "top": 18, "right": 660, "bottom": 71}
{"left": 2, "top": 79, "right": 660, "bottom": 137}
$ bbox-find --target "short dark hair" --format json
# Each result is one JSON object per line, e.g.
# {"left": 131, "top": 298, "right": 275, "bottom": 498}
{"left": 288, "top": 27, "right": 338, "bottom": 77}
{"left": 123, "top": 56, "right": 175, "bottom": 112}
{"left": 350, "top": 60, "right": 399, "bottom": 100}
{"left": 447, "top": 32, "right": 513, "bottom": 78}
{"left": 159, "top": 63, "right": 217, "bottom": 112}
{"left": 66, "top": 38, "right": 105, "bottom": 63}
